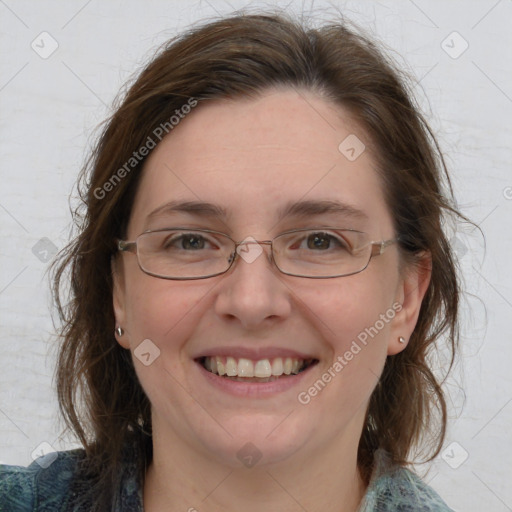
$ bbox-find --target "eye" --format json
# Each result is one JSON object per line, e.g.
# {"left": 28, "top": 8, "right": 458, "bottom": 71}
{"left": 163, "top": 232, "right": 214, "bottom": 251}
{"left": 181, "top": 234, "right": 206, "bottom": 250}
{"left": 301, "top": 231, "right": 350, "bottom": 251}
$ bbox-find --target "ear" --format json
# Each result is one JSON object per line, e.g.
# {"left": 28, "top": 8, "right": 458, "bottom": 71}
{"left": 112, "top": 255, "right": 130, "bottom": 349}
{"left": 387, "top": 251, "right": 432, "bottom": 355}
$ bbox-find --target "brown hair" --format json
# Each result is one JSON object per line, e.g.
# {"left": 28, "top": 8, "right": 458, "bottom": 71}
{"left": 51, "top": 11, "right": 462, "bottom": 509}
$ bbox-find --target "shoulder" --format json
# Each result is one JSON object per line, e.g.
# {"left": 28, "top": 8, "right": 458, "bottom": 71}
{"left": 0, "top": 449, "right": 85, "bottom": 512}
{"left": 359, "top": 449, "right": 455, "bottom": 512}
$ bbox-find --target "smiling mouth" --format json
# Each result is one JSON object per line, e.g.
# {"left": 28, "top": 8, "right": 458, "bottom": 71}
{"left": 196, "top": 356, "right": 319, "bottom": 382}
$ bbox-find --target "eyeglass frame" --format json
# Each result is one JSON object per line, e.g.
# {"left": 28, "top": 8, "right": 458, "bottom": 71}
{"left": 116, "top": 226, "right": 399, "bottom": 280}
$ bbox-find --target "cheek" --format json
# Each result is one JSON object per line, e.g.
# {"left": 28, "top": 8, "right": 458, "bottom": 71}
{"left": 122, "top": 280, "right": 208, "bottom": 404}
{"left": 298, "top": 320, "right": 389, "bottom": 420}
{"left": 304, "top": 272, "right": 396, "bottom": 347}
{"left": 123, "top": 276, "right": 204, "bottom": 350}
{"left": 296, "top": 274, "right": 397, "bottom": 403}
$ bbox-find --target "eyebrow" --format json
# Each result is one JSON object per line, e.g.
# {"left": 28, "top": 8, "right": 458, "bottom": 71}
{"left": 278, "top": 199, "right": 368, "bottom": 221}
{"left": 145, "top": 199, "right": 368, "bottom": 224}
{"left": 146, "top": 200, "right": 228, "bottom": 222}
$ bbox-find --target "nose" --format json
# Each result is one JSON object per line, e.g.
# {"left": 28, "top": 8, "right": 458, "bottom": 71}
{"left": 213, "top": 239, "right": 292, "bottom": 330}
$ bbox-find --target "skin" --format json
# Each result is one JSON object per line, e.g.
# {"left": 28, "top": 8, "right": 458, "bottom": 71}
{"left": 112, "top": 88, "right": 431, "bottom": 512}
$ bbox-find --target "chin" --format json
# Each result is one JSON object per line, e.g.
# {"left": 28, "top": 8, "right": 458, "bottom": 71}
{"left": 195, "top": 413, "right": 310, "bottom": 468}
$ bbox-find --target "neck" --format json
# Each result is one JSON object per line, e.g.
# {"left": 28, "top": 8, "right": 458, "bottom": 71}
{"left": 143, "top": 418, "right": 368, "bottom": 512}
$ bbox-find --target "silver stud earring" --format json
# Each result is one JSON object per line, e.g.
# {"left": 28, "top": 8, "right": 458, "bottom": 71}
{"left": 116, "top": 326, "right": 124, "bottom": 337}
{"left": 399, "top": 336, "right": 406, "bottom": 344}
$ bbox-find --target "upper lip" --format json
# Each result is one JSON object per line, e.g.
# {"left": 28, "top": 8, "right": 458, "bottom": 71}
{"left": 193, "top": 346, "right": 318, "bottom": 361}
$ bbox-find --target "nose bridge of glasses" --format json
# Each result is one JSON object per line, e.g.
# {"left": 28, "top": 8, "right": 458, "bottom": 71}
{"left": 230, "top": 238, "right": 274, "bottom": 266}
{"left": 237, "top": 239, "right": 272, "bottom": 248}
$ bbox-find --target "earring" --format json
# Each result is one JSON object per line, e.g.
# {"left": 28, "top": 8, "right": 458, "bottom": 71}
{"left": 398, "top": 336, "right": 406, "bottom": 344}
{"left": 116, "top": 326, "right": 124, "bottom": 337}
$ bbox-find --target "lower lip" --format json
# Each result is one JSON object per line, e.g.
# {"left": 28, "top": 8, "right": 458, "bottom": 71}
{"left": 194, "top": 360, "right": 318, "bottom": 398}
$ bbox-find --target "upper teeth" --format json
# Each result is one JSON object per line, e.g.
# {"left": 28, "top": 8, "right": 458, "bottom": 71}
{"left": 203, "top": 356, "right": 309, "bottom": 378}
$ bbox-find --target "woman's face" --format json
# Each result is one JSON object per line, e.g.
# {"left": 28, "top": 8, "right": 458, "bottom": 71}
{"left": 113, "top": 88, "right": 426, "bottom": 468}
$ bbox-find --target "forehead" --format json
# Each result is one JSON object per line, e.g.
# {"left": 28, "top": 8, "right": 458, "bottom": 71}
{"left": 128, "top": 89, "right": 393, "bottom": 236}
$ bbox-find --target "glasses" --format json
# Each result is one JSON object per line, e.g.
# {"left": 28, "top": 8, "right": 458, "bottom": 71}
{"left": 117, "top": 227, "right": 398, "bottom": 280}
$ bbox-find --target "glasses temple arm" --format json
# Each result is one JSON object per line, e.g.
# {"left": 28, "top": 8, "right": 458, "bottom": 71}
{"left": 117, "top": 239, "right": 137, "bottom": 253}
{"left": 370, "top": 237, "right": 400, "bottom": 256}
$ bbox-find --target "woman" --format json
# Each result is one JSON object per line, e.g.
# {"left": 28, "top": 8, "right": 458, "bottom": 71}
{"left": 1, "top": 11, "right": 460, "bottom": 511}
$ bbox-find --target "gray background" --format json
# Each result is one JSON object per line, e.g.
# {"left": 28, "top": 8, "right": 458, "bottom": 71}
{"left": 1, "top": 1, "right": 511, "bottom": 510}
